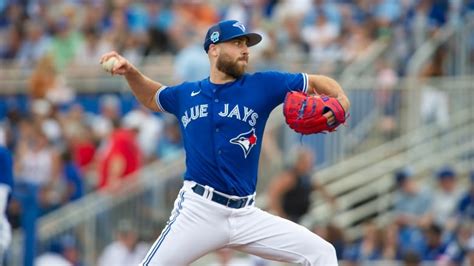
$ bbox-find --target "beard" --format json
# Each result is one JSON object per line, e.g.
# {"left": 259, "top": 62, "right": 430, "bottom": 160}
{"left": 216, "top": 53, "right": 248, "bottom": 79}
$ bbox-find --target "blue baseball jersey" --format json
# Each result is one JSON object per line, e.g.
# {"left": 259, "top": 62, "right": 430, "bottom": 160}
{"left": 156, "top": 71, "right": 309, "bottom": 196}
{"left": 0, "top": 146, "right": 14, "bottom": 191}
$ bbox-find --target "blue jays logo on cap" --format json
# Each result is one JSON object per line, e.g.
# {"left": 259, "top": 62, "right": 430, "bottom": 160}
{"left": 204, "top": 20, "right": 262, "bottom": 53}
{"left": 232, "top": 21, "right": 245, "bottom": 32}
{"left": 230, "top": 128, "right": 257, "bottom": 158}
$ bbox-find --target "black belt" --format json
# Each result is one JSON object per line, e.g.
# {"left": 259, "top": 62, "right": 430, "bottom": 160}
{"left": 192, "top": 184, "right": 254, "bottom": 209}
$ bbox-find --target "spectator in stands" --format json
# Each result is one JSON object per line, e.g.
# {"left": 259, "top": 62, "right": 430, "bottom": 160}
{"left": 16, "top": 20, "right": 51, "bottom": 69}
{"left": 419, "top": 48, "right": 449, "bottom": 128}
{"left": 402, "top": 250, "right": 421, "bottom": 266}
{"left": 49, "top": 15, "right": 83, "bottom": 71}
{"left": 468, "top": 234, "right": 474, "bottom": 266}
{"left": 221, "top": 0, "right": 252, "bottom": 24}
{"left": 392, "top": 168, "right": 431, "bottom": 228}
{"left": 454, "top": 171, "right": 474, "bottom": 223}
{"left": 156, "top": 116, "right": 183, "bottom": 162}
{"left": 92, "top": 94, "right": 122, "bottom": 142}
{"left": 0, "top": 24, "right": 22, "bottom": 60}
{"left": 59, "top": 234, "right": 81, "bottom": 266}
{"left": 60, "top": 104, "right": 96, "bottom": 175}
{"left": 30, "top": 99, "right": 64, "bottom": 145}
{"left": 375, "top": 58, "right": 400, "bottom": 140}
{"left": 427, "top": 166, "right": 463, "bottom": 228}
{"left": 173, "top": 29, "right": 210, "bottom": 82}
{"left": 35, "top": 235, "right": 79, "bottom": 266}
{"left": 96, "top": 119, "right": 142, "bottom": 192}
{"left": 302, "top": 12, "right": 339, "bottom": 62}
{"left": 0, "top": 2, "right": 26, "bottom": 30}
{"left": 122, "top": 105, "right": 163, "bottom": 164}
{"left": 422, "top": 223, "right": 446, "bottom": 261}
{"left": 97, "top": 219, "right": 149, "bottom": 266}
{"left": 29, "top": 55, "right": 59, "bottom": 99}
{"left": 267, "top": 147, "right": 336, "bottom": 223}
{"left": 173, "top": 0, "right": 219, "bottom": 29}
{"left": 277, "top": 14, "right": 310, "bottom": 60}
{"left": 252, "top": 28, "right": 283, "bottom": 72}
{"left": 142, "top": 0, "right": 175, "bottom": 55}
{"left": 14, "top": 123, "right": 61, "bottom": 214}
{"left": 405, "top": 0, "right": 448, "bottom": 52}
{"left": 74, "top": 27, "right": 113, "bottom": 68}
{"left": 80, "top": 1, "right": 107, "bottom": 33}
{"left": 392, "top": 168, "right": 431, "bottom": 257}
{"left": 60, "top": 148, "right": 84, "bottom": 203}
{"left": 103, "top": 7, "right": 130, "bottom": 56}
{"left": 380, "top": 222, "right": 402, "bottom": 261}
{"left": 303, "top": 0, "right": 342, "bottom": 30}
{"left": 439, "top": 221, "right": 472, "bottom": 265}
{"left": 343, "top": 220, "right": 382, "bottom": 265}
{"left": 35, "top": 249, "right": 71, "bottom": 266}
{"left": 342, "top": 21, "right": 374, "bottom": 63}
{"left": 29, "top": 56, "right": 75, "bottom": 106}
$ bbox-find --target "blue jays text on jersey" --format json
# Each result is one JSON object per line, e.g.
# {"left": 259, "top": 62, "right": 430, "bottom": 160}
{"left": 156, "top": 71, "right": 309, "bottom": 197}
{"left": 181, "top": 103, "right": 259, "bottom": 128}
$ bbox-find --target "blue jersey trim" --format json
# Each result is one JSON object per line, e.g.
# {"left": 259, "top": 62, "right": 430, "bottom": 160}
{"left": 155, "top": 86, "right": 168, "bottom": 113}
{"left": 142, "top": 190, "right": 185, "bottom": 265}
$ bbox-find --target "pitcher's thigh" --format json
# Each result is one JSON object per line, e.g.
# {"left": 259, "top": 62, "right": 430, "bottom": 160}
{"left": 140, "top": 195, "right": 228, "bottom": 265}
{"left": 233, "top": 210, "right": 338, "bottom": 266}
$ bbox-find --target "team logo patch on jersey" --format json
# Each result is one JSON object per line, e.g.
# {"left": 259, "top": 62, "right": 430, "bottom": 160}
{"left": 230, "top": 128, "right": 257, "bottom": 158}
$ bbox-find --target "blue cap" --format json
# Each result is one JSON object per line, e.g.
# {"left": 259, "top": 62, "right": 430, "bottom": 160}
{"left": 203, "top": 20, "right": 262, "bottom": 53}
{"left": 395, "top": 168, "right": 413, "bottom": 186}
{"left": 437, "top": 166, "right": 456, "bottom": 180}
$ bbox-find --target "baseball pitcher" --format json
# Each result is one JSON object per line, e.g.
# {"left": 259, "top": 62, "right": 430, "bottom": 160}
{"left": 100, "top": 19, "right": 350, "bottom": 266}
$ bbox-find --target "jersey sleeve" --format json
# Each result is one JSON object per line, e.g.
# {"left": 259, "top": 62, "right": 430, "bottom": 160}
{"left": 155, "top": 84, "right": 182, "bottom": 116}
{"left": 260, "top": 71, "right": 309, "bottom": 110}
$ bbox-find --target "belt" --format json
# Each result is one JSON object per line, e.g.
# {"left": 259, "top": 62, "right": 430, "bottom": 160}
{"left": 192, "top": 184, "right": 254, "bottom": 209}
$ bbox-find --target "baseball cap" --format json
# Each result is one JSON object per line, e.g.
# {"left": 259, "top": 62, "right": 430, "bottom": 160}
{"left": 394, "top": 167, "right": 413, "bottom": 186}
{"left": 117, "top": 219, "right": 136, "bottom": 233}
{"left": 436, "top": 166, "right": 456, "bottom": 180}
{"left": 203, "top": 20, "right": 262, "bottom": 53}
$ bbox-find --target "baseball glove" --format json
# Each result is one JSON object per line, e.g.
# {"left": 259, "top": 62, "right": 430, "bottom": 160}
{"left": 283, "top": 91, "right": 347, "bottom": 135}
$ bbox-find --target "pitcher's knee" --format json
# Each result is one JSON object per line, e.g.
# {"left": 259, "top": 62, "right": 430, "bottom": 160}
{"left": 306, "top": 239, "right": 338, "bottom": 266}
{"left": 322, "top": 240, "right": 337, "bottom": 260}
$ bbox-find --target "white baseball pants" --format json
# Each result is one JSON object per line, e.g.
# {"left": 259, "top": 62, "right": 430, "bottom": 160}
{"left": 140, "top": 181, "right": 337, "bottom": 266}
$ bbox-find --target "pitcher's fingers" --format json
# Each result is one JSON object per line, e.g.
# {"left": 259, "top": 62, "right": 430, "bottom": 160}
{"left": 99, "top": 51, "right": 119, "bottom": 64}
{"left": 324, "top": 112, "right": 335, "bottom": 125}
{"left": 113, "top": 68, "right": 127, "bottom": 75}
{"left": 111, "top": 57, "right": 127, "bottom": 74}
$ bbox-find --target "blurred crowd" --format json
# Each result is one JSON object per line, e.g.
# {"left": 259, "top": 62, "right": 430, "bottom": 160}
{"left": 0, "top": 0, "right": 473, "bottom": 265}
{"left": 0, "top": 0, "right": 472, "bottom": 76}
{"left": 265, "top": 148, "right": 474, "bottom": 266}
{"left": 337, "top": 167, "right": 474, "bottom": 266}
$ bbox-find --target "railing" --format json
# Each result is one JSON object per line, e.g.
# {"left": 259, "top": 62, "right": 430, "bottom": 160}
{"left": 299, "top": 112, "right": 474, "bottom": 239}
{"left": 284, "top": 76, "right": 473, "bottom": 169}
{"left": 6, "top": 155, "right": 186, "bottom": 266}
